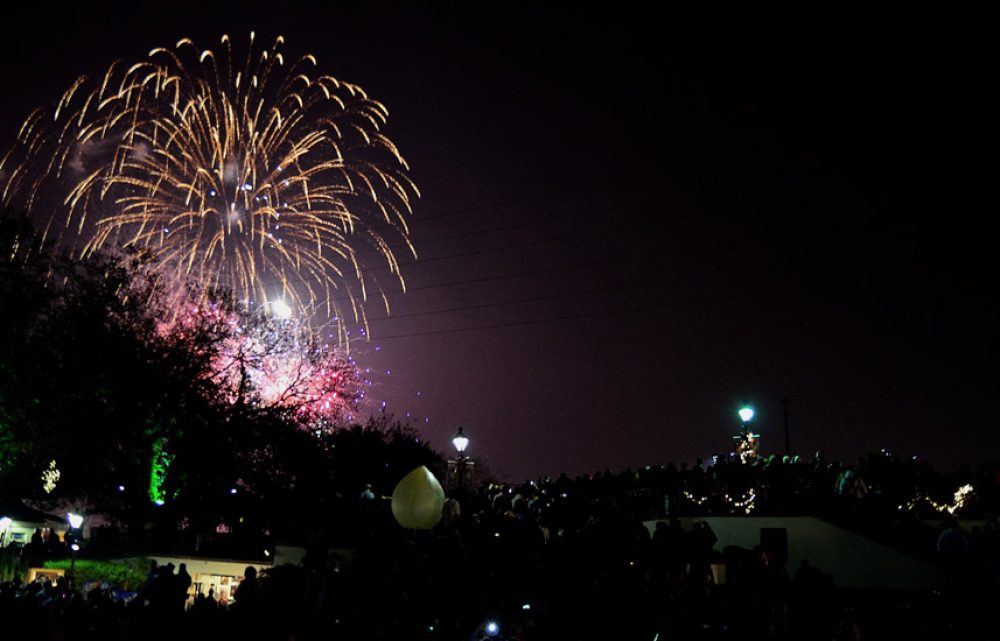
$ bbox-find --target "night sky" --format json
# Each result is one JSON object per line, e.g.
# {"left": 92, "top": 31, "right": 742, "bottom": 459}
{"left": 1, "top": 3, "right": 996, "bottom": 480}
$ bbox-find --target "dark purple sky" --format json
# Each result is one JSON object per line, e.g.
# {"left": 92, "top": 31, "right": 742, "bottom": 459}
{"left": 2, "top": 3, "right": 997, "bottom": 480}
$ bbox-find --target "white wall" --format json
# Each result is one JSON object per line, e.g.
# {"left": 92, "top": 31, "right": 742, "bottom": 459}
{"left": 643, "top": 516, "right": 944, "bottom": 590}
{"left": 144, "top": 555, "right": 271, "bottom": 579}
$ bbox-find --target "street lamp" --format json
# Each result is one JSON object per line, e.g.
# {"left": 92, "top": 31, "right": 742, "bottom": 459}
{"left": 0, "top": 516, "right": 12, "bottom": 547}
{"left": 734, "top": 405, "right": 760, "bottom": 463}
{"left": 66, "top": 513, "right": 84, "bottom": 589}
{"left": 448, "top": 427, "right": 474, "bottom": 491}
{"left": 452, "top": 427, "right": 469, "bottom": 454}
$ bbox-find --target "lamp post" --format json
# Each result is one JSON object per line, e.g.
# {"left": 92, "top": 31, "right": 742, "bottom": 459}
{"left": 782, "top": 398, "right": 791, "bottom": 456}
{"left": 448, "top": 427, "right": 474, "bottom": 491}
{"left": 734, "top": 405, "right": 760, "bottom": 463}
{"left": 66, "top": 513, "right": 83, "bottom": 589}
{"left": 0, "top": 516, "right": 12, "bottom": 547}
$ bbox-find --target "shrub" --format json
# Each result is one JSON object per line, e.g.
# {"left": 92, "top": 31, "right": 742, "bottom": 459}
{"left": 42, "top": 557, "right": 148, "bottom": 590}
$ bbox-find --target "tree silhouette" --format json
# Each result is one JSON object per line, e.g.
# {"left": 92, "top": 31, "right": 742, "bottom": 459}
{"left": 0, "top": 211, "right": 442, "bottom": 553}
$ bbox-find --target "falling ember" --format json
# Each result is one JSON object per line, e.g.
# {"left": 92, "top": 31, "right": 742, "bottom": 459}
{"left": 0, "top": 32, "right": 418, "bottom": 343}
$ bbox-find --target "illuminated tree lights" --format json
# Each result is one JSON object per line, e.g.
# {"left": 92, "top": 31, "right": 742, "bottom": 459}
{"left": 41, "top": 460, "right": 60, "bottom": 494}
{"left": 148, "top": 437, "right": 172, "bottom": 506}
{"left": 900, "top": 484, "right": 977, "bottom": 516}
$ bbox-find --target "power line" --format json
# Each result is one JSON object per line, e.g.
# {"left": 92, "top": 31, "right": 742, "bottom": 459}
{"left": 354, "top": 175, "right": 664, "bottom": 257}
{"left": 257, "top": 249, "right": 642, "bottom": 317}
{"left": 278, "top": 252, "right": 656, "bottom": 325}
{"left": 365, "top": 280, "right": 656, "bottom": 323}
{"left": 305, "top": 222, "right": 757, "bottom": 310}
{"left": 360, "top": 200, "right": 653, "bottom": 272}
{"left": 369, "top": 171, "right": 659, "bottom": 229}
{"left": 381, "top": 212, "right": 648, "bottom": 273}
{"left": 313, "top": 251, "right": 659, "bottom": 307}
{"left": 256, "top": 199, "right": 659, "bottom": 292}
{"left": 368, "top": 302, "right": 673, "bottom": 341}
{"left": 361, "top": 196, "right": 657, "bottom": 256}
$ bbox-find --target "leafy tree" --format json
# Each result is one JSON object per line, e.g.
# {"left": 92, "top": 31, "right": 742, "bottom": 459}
{"left": 1, "top": 212, "right": 446, "bottom": 555}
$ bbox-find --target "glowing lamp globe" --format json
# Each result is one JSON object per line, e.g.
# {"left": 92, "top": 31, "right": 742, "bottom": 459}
{"left": 452, "top": 427, "right": 470, "bottom": 454}
{"left": 390, "top": 466, "right": 445, "bottom": 530}
{"left": 738, "top": 407, "right": 755, "bottom": 423}
{"left": 67, "top": 513, "right": 84, "bottom": 529}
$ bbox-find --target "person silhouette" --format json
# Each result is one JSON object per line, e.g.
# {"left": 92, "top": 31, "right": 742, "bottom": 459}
{"left": 175, "top": 563, "right": 192, "bottom": 611}
{"left": 233, "top": 566, "right": 262, "bottom": 612}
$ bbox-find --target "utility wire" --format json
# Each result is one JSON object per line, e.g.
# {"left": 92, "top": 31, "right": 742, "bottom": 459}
{"left": 369, "top": 171, "right": 658, "bottom": 229}
{"left": 368, "top": 302, "right": 673, "bottom": 341}
{"left": 359, "top": 197, "right": 655, "bottom": 256}
{"left": 364, "top": 280, "right": 655, "bottom": 323}
{"left": 258, "top": 199, "right": 660, "bottom": 292}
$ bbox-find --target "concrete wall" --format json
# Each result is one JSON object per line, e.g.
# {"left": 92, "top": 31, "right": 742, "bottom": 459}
{"left": 643, "top": 516, "right": 944, "bottom": 590}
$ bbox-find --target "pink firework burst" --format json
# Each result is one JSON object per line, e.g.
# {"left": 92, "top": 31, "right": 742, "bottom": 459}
{"left": 162, "top": 296, "right": 366, "bottom": 429}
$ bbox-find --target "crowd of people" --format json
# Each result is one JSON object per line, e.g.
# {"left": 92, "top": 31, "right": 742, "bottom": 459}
{"left": 516, "top": 448, "right": 1000, "bottom": 523}
{"left": 2, "top": 449, "right": 999, "bottom": 640}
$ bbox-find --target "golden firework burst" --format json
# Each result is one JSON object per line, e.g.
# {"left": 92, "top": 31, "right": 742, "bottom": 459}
{"left": 1, "top": 32, "right": 418, "bottom": 340}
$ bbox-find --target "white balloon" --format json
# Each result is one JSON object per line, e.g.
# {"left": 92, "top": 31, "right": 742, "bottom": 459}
{"left": 391, "top": 466, "right": 445, "bottom": 530}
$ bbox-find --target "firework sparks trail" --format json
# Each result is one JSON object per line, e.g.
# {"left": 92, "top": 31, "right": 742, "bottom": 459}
{"left": 1, "top": 32, "right": 418, "bottom": 341}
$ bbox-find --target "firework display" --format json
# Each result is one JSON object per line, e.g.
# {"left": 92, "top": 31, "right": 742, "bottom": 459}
{"left": 167, "top": 299, "right": 368, "bottom": 428}
{"left": 0, "top": 32, "right": 418, "bottom": 338}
